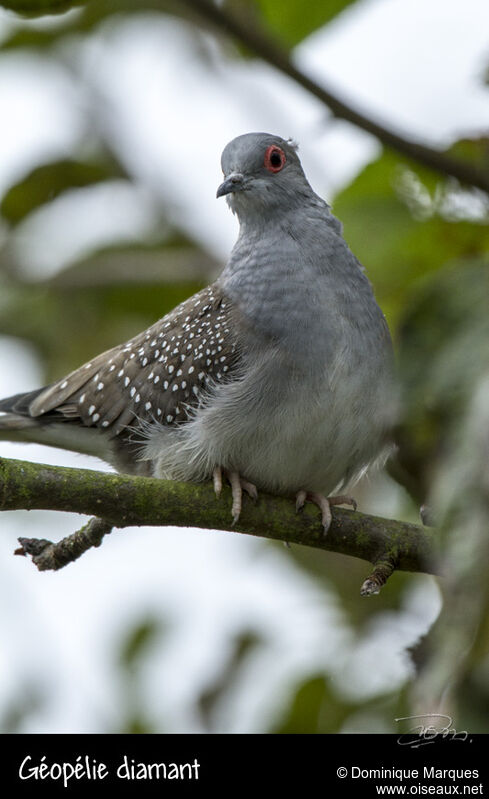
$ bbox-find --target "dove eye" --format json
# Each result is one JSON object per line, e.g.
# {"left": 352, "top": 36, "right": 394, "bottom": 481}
{"left": 264, "top": 145, "right": 286, "bottom": 173}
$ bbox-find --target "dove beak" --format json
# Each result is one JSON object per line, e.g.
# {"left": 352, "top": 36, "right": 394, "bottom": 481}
{"left": 216, "top": 172, "right": 245, "bottom": 198}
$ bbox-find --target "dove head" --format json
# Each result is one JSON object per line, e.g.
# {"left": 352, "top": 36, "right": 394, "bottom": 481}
{"left": 217, "top": 132, "right": 315, "bottom": 218}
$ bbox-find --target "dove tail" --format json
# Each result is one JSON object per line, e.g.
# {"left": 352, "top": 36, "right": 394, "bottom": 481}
{"left": 0, "top": 387, "right": 47, "bottom": 417}
{"left": 0, "top": 389, "right": 48, "bottom": 439}
{"left": 0, "top": 387, "right": 110, "bottom": 460}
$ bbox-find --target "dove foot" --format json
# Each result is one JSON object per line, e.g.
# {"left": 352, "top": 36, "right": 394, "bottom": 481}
{"left": 212, "top": 467, "right": 258, "bottom": 524}
{"left": 295, "top": 490, "right": 357, "bottom": 534}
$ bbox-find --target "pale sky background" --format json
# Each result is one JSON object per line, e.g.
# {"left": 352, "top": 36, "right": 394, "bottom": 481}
{"left": 0, "top": 0, "right": 486, "bottom": 731}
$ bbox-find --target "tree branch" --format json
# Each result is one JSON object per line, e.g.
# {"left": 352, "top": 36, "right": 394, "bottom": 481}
{"left": 1, "top": 456, "right": 438, "bottom": 593}
{"left": 180, "top": 0, "right": 489, "bottom": 194}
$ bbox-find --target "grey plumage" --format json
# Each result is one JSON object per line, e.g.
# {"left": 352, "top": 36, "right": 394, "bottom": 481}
{"left": 0, "top": 132, "right": 396, "bottom": 524}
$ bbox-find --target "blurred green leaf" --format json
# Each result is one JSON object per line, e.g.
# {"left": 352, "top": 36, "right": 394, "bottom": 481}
{"left": 120, "top": 616, "right": 162, "bottom": 669}
{"left": 0, "top": 683, "right": 45, "bottom": 732}
{"left": 116, "top": 615, "right": 165, "bottom": 734}
{"left": 0, "top": 159, "right": 127, "bottom": 225}
{"left": 198, "top": 630, "right": 263, "bottom": 727}
{"left": 0, "top": 0, "right": 197, "bottom": 49}
{"left": 48, "top": 236, "right": 221, "bottom": 288}
{"left": 458, "top": 662, "right": 489, "bottom": 732}
{"left": 0, "top": 278, "right": 206, "bottom": 379}
{"left": 0, "top": 0, "right": 359, "bottom": 44}
{"left": 405, "top": 307, "right": 489, "bottom": 726}
{"left": 271, "top": 672, "right": 409, "bottom": 733}
{"left": 226, "top": 0, "right": 359, "bottom": 48}
{"left": 0, "top": 25, "right": 76, "bottom": 50}
{"left": 333, "top": 150, "right": 489, "bottom": 330}
{"left": 271, "top": 675, "right": 351, "bottom": 733}
{"left": 446, "top": 135, "right": 489, "bottom": 172}
{"left": 0, "top": 1, "right": 156, "bottom": 49}
{"left": 0, "top": 0, "right": 82, "bottom": 17}
{"left": 394, "top": 258, "right": 489, "bottom": 502}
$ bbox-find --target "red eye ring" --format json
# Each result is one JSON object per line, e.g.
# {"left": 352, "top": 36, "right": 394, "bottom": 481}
{"left": 264, "top": 145, "right": 286, "bottom": 173}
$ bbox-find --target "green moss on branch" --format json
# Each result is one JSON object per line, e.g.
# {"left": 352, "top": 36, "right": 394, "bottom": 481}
{"left": 0, "top": 456, "right": 438, "bottom": 585}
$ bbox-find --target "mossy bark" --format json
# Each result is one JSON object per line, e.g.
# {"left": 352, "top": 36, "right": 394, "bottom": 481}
{"left": 0, "top": 456, "right": 438, "bottom": 582}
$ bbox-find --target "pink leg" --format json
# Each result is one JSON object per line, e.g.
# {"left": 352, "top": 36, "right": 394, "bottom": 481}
{"left": 213, "top": 466, "right": 223, "bottom": 498}
{"left": 212, "top": 467, "right": 258, "bottom": 524}
{"left": 295, "top": 491, "right": 357, "bottom": 534}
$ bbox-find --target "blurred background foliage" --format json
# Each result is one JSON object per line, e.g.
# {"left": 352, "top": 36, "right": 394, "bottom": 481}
{"left": 0, "top": 0, "right": 488, "bottom": 734}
